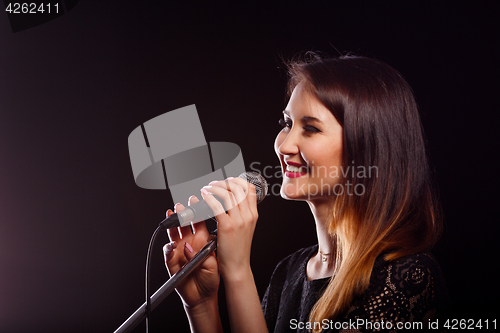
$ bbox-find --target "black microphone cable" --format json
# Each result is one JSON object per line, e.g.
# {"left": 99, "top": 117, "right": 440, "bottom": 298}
{"left": 145, "top": 224, "right": 163, "bottom": 333}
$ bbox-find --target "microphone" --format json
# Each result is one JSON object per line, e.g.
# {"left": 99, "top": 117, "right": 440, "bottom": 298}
{"left": 159, "top": 172, "right": 268, "bottom": 229}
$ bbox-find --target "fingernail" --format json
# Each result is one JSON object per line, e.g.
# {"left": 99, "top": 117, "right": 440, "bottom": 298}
{"left": 209, "top": 180, "right": 218, "bottom": 185}
{"left": 202, "top": 185, "right": 212, "bottom": 189}
{"left": 201, "top": 188, "right": 209, "bottom": 196}
{"left": 226, "top": 177, "right": 234, "bottom": 180}
{"left": 164, "top": 241, "right": 176, "bottom": 254}
{"left": 185, "top": 242, "right": 193, "bottom": 253}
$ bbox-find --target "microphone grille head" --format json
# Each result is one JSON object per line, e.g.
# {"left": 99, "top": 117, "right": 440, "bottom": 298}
{"left": 238, "top": 172, "right": 268, "bottom": 203}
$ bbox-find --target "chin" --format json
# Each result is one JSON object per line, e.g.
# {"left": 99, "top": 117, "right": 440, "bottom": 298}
{"left": 280, "top": 193, "right": 305, "bottom": 201}
{"left": 280, "top": 182, "right": 306, "bottom": 201}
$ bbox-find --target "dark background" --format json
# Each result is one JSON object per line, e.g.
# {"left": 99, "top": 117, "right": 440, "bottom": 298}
{"left": 0, "top": 1, "right": 498, "bottom": 332}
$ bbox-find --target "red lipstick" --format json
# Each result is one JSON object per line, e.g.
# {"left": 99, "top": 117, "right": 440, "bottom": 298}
{"left": 284, "top": 161, "right": 308, "bottom": 178}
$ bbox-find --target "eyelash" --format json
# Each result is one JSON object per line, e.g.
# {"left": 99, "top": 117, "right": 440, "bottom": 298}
{"left": 279, "top": 118, "right": 321, "bottom": 133}
{"left": 278, "top": 118, "right": 291, "bottom": 128}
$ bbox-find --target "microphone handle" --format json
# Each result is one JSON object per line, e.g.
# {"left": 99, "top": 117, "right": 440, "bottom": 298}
{"left": 160, "top": 195, "right": 226, "bottom": 229}
{"left": 114, "top": 232, "right": 217, "bottom": 333}
{"left": 159, "top": 171, "right": 268, "bottom": 229}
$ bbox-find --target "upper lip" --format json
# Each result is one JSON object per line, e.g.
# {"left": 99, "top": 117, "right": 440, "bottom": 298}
{"left": 285, "top": 161, "right": 307, "bottom": 167}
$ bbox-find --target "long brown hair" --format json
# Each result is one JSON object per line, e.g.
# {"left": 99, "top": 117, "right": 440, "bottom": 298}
{"left": 286, "top": 53, "right": 442, "bottom": 329}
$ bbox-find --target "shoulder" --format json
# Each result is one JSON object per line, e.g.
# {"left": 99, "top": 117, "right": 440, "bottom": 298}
{"left": 373, "top": 252, "right": 446, "bottom": 296}
{"left": 346, "top": 252, "right": 450, "bottom": 323}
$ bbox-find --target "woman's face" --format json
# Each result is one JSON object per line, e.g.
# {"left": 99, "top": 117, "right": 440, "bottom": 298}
{"left": 274, "top": 83, "right": 343, "bottom": 203}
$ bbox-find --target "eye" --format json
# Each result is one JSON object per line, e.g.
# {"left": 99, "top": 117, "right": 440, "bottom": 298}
{"left": 279, "top": 118, "right": 292, "bottom": 129}
{"left": 303, "top": 125, "right": 321, "bottom": 133}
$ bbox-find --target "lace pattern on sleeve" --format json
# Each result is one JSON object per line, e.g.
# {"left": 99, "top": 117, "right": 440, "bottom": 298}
{"left": 339, "top": 253, "right": 447, "bottom": 333}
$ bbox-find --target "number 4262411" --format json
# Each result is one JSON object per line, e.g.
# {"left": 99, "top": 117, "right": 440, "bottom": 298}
{"left": 444, "top": 319, "right": 497, "bottom": 330}
{"left": 5, "top": 3, "right": 59, "bottom": 14}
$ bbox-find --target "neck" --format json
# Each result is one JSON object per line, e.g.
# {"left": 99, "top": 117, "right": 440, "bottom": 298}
{"left": 305, "top": 199, "right": 338, "bottom": 280}
{"left": 307, "top": 199, "right": 335, "bottom": 256}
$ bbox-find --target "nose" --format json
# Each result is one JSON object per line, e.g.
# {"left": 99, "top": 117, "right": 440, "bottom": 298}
{"left": 274, "top": 128, "right": 300, "bottom": 157}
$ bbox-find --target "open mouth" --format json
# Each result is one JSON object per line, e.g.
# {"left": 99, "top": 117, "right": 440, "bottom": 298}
{"left": 285, "top": 163, "right": 308, "bottom": 178}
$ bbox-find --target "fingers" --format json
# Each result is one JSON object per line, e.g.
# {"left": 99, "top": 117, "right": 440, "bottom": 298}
{"left": 163, "top": 239, "right": 196, "bottom": 265}
{"left": 183, "top": 241, "right": 195, "bottom": 261}
{"left": 227, "top": 177, "right": 257, "bottom": 210}
{"left": 173, "top": 204, "right": 192, "bottom": 239}
{"left": 202, "top": 177, "right": 257, "bottom": 218}
{"left": 200, "top": 187, "right": 227, "bottom": 217}
{"left": 188, "top": 196, "right": 210, "bottom": 240}
{"left": 211, "top": 177, "right": 256, "bottom": 204}
{"left": 163, "top": 240, "right": 180, "bottom": 277}
{"left": 163, "top": 241, "right": 177, "bottom": 262}
{"left": 163, "top": 202, "right": 194, "bottom": 275}
{"left": 166, "top": 209, "right": 181, "bottom": 242}
{"left": 164, "top": 196, "right": 215, "bottom": 278}
{"left": 165, "top": 196, "right": 210, "bottom": 258}
{"left": 165, "top": 203, "right": 192, "bottom": 239}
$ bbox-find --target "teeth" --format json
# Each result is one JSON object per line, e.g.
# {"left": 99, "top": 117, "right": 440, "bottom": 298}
{"left": 286, "top": 165, "right": 307, "bottom": 173}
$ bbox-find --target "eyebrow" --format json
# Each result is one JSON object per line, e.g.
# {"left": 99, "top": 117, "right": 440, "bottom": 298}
{"left": 283, "top": 110, "right": 323, "bottom": 123}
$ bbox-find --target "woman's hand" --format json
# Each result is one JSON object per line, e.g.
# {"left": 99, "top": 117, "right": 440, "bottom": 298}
{"left": 163, "top": 195, "right": 220, "bottom": 311}
{"left": 200, "top": 177, "right": 259, "bottom": 282}
{"left": 201, "top": 178, "right": 268, "bottom": 333}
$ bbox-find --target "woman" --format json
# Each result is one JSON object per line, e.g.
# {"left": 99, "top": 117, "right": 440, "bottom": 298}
{"left": 163, "top": 54, "right": 449, "bottom": 332}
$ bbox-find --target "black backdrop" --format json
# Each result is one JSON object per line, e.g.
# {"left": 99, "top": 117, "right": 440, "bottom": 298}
{"left": 0, "top": 1, "right": 498, "bottom": 332}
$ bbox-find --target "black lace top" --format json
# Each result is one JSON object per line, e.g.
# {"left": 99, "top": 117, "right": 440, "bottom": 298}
{"left": 261, "top": 245, "right": 450, "bottom": 332}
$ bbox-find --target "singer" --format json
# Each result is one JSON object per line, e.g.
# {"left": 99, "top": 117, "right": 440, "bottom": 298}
{"left": 162, "top": 53, "right": 449, "bottom": 332}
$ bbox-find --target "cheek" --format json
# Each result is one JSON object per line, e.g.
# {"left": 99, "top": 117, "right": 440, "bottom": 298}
{"left": 305, "top": 142, "right": 343, "bottom": 177}
{"left": 331, "top": 144, "right": 343, "bottom": 167}
{"left": 300, "top": 142, "right": 323, "bottom": 165}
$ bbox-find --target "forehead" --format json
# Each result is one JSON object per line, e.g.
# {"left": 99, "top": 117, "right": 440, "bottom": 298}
{"left": 284, "top": 83, "right": 334, "bottom": 122}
